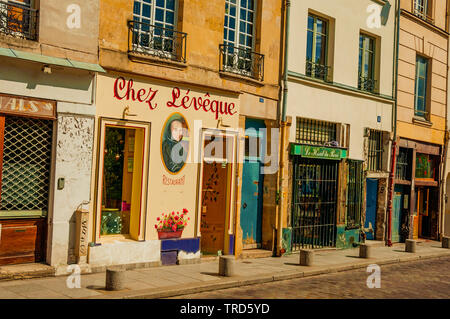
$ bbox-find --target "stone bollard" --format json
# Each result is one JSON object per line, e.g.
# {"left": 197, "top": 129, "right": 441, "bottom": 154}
{"left": 442, "top": 236, "right": 450, "bottom": 249}
{"left": 299, "top": 249, "right": 314, "bottom": 266}
{"left": 359, "top": 243, "right": 371, "bottom": 258}
{"left": 405, "top": 239, "right": 417, "bottom": 253}
{"left": 105, "top": 267, "right": 126, "bottom": 291}
{"left": 219, "top": 255, "right": 235, "bottom": 277}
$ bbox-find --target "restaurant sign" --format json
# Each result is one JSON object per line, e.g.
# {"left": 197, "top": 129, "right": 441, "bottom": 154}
{"left": 290, "top": 144, "right": 347, "bottom": 160}
{"left": 0, "top": 94, "right": 56, "bottom": 119}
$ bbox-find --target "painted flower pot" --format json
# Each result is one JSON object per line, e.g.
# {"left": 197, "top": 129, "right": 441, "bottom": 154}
{"left": 157, "top": 229, "right": 183, "bottom": 240}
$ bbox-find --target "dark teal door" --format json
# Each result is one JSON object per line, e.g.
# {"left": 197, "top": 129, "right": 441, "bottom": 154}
{"left": 240, "top": 119, "right": 265, "bottom": 248}
{"left": 364, "top": 179, "right": 378, "bottom": 240}
{"left": 392, "top": 193, "right": 402, "bottom": 242}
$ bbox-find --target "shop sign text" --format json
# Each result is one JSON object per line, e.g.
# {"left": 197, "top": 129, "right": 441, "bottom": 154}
{"left": 113, "top": 77, "right": 236, "bottom": 119}
{"left": 0, "top": 94, "right": 56, "bottom": 119}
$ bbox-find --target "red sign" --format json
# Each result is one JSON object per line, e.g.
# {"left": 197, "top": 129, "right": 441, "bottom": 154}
{"left": 0, "top": 94, "right": 56, "bottom": 119}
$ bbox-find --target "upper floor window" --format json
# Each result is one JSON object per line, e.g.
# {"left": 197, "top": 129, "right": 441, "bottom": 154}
{"left": 306, "top": 14, "right": 330, "bottom": 81}
{"left": 414, "top": 55, "right": 429, "bottom": 119}
{"left": 129, "top": 0, "right": 187, "bottom": 63}
{"left": 220, "top": 0, "right": 264, "bottom": 81}
{"left": 413, "top": 0, "right": 433, "bottom": 23}
{"left": 0, "top": 0, "right": 38, "bottom": 40}
{"left": 358, "top": 34, "right": 377, "bottom": 93}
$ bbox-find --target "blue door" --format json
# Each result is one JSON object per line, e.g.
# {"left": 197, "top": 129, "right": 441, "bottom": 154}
{"left": 240, "top": 119, "right": 265, "bottom": 248}
{"left": 364, "top": 179, "right": 378, "bottom": 240}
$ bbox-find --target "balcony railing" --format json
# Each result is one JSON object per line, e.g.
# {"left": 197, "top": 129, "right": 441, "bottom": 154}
{"left": 305, "top": 60, "right": 331, "bottom": 82}
{"left": 412, "top": 8, "right": 434, "bottom": 24}
{"left": 358, "top": 75, "right": 377, "bottom": 93}
{"left": 219, "top": 44, "right": 264, "bottom": 81}
{"left": 128, "top": 20, "right": 187, "bottom": 63}
{"left": 0, "top": 0, "right": 38, "bottom": 40}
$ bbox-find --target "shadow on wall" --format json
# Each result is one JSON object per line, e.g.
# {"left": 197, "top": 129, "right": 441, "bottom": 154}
{"left": 0, "top": 58, "right": 92, "bottom": 92}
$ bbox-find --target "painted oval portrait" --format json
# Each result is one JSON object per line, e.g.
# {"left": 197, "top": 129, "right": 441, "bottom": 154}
{"left": 161, "top": 113, "right": 190, "bottom": 174}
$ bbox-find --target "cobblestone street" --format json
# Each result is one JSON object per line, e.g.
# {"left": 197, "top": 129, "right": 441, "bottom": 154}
{"left": 172, "top": 256, "right": 450, "bottom": 299}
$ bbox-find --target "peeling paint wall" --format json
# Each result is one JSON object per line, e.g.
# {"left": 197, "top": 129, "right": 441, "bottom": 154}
{"left": 47, "top": 111, "right": 95, "bottom": 267}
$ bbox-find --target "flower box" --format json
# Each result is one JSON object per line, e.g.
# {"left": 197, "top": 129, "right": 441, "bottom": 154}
{"left": 157, "top": 229, "right": 183, "bottom": 240}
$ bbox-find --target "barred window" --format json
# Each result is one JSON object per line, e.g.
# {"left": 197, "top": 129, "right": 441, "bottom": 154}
{"left": 347, "top": 160, "right": 364, "bottom": 229}
{"left": 367, "top": 129, "right": 383, "bottom": 171}
{"left": 296, "top": 118, "right": 337, "bottom": 146}
{"left": 395, "top": 147, "right": 411, "bottom": 180}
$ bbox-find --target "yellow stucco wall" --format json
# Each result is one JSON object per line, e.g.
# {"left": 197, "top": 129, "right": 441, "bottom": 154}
{"left": 98, "top": 0, "right": 282, "bottom": 101}
{"left": 397, "top": 5, "right": 448, "bottom": 145}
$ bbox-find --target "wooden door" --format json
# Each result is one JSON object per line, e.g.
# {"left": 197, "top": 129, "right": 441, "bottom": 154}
{"left": 200, "top": 161, "right": 229, "bottom": 254}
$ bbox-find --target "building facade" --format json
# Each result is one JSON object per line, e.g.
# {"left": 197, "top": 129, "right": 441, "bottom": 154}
{"left": 86, "top": 0, "right": 282, "bottom": 269}
{"left": 281, "top": 0, "right": 395, "bottom": 252}
{"left": 0, "top": 0, "right": 102, "bottom": 269}
{"left": 394, "top": 0, "right": 449, "bottom": 242}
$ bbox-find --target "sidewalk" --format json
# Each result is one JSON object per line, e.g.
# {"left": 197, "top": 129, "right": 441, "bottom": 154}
{"left": 0, "top": 240, "right": 449, "bottom": 299}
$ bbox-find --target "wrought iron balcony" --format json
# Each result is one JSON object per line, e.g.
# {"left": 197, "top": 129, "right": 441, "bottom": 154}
{"left": 305, "top": 60, "right": 331, "bottom": 82}
{"left": 219, "top": 44, "right": 264, "bottom": 81}
{"left": 358, "top": 75, "right": 377, "bottom": 93}
{"left": 128, "top": 20, "right": 187, "bottom": 63}
{"left": 0, "top": 0, "right": 38, "bottom": 40}
{"left": 412, "top": 8, "right": 434, "bottom": 24}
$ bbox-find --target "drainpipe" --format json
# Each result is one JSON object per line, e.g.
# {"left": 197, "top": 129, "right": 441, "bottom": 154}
{"left": 441, "top": 0, "right": 450, "bottom": 240}
{"left": 386, "top": 0, "right": 400, "bottom": 247}
{"left": 275, "top": 0, "right": 290, "bottom": 256}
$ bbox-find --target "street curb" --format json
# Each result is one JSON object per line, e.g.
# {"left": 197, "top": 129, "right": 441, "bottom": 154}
{"left": 83, "top": 251, "right": 450, "bottom": 299}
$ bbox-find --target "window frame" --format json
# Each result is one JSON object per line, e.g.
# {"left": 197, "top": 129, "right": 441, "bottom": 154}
{"left": 132, "top": 0, "right": 179, "bottom": 58}
{"left": 94, "top": 118, "right": 151, "bottom": 243}
{"left": 306, "top": 13, "right": 329, "bottom": 80}
{"left": 414, "top": 55, "right": 430, "bottom": 120}
{"left": 367, "top": 129, "right": 384, "bottom": 172}
{"left": 358, "top": 33, "right": 376, "bottom": 92}
{"left": 223, "top": 0, "right": 257, "bottom": 52}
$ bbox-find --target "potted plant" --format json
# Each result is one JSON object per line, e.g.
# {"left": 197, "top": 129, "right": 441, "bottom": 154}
{"left": 155, "top": 208, "right": 190, "bottom": 239}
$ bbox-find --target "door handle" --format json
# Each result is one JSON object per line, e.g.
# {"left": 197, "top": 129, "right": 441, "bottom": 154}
{"left": 243, "top": 202, "right": 247, "bottom": 209}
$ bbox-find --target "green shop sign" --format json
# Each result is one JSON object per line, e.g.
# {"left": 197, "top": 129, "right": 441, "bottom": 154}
{"left": 290, "top": 144, "right": 347, "bottom": 160}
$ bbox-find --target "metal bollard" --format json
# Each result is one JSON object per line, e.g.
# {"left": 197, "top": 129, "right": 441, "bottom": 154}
{"left": 299, "top": 249, "right": 314, "bottom": 266}
{"left": 105, "top": 267, "right": 126, "bottom": 291}
{"left": 359, "top": 243, "right": 371, "bottom": 258}
{"left": 442, "top": 236, "right": 450, "bottom": 249}
{"left": 219, "top": 255, "right": 235, "bottom": 277}
{"left": 405, "top": 239, "right": 417, "bottom": 253}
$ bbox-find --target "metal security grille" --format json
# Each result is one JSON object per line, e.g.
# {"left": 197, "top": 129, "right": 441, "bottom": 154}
{"left": 0, "top": 116, "right": 53, "bottom": 212}
{"left": 347, "top": 160, "right": 364, "bottom": 229}
{"left": 296, "top": 118, "right": 337, "bottom": 146}
{"left": 368, "top": 129, "right": 383, "bottom": 171}
{"left": 395, "top": 148, "right": 411, "bottom": 180}
{"left": 292, "top": 158, "right": 338, "bottom": 250}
